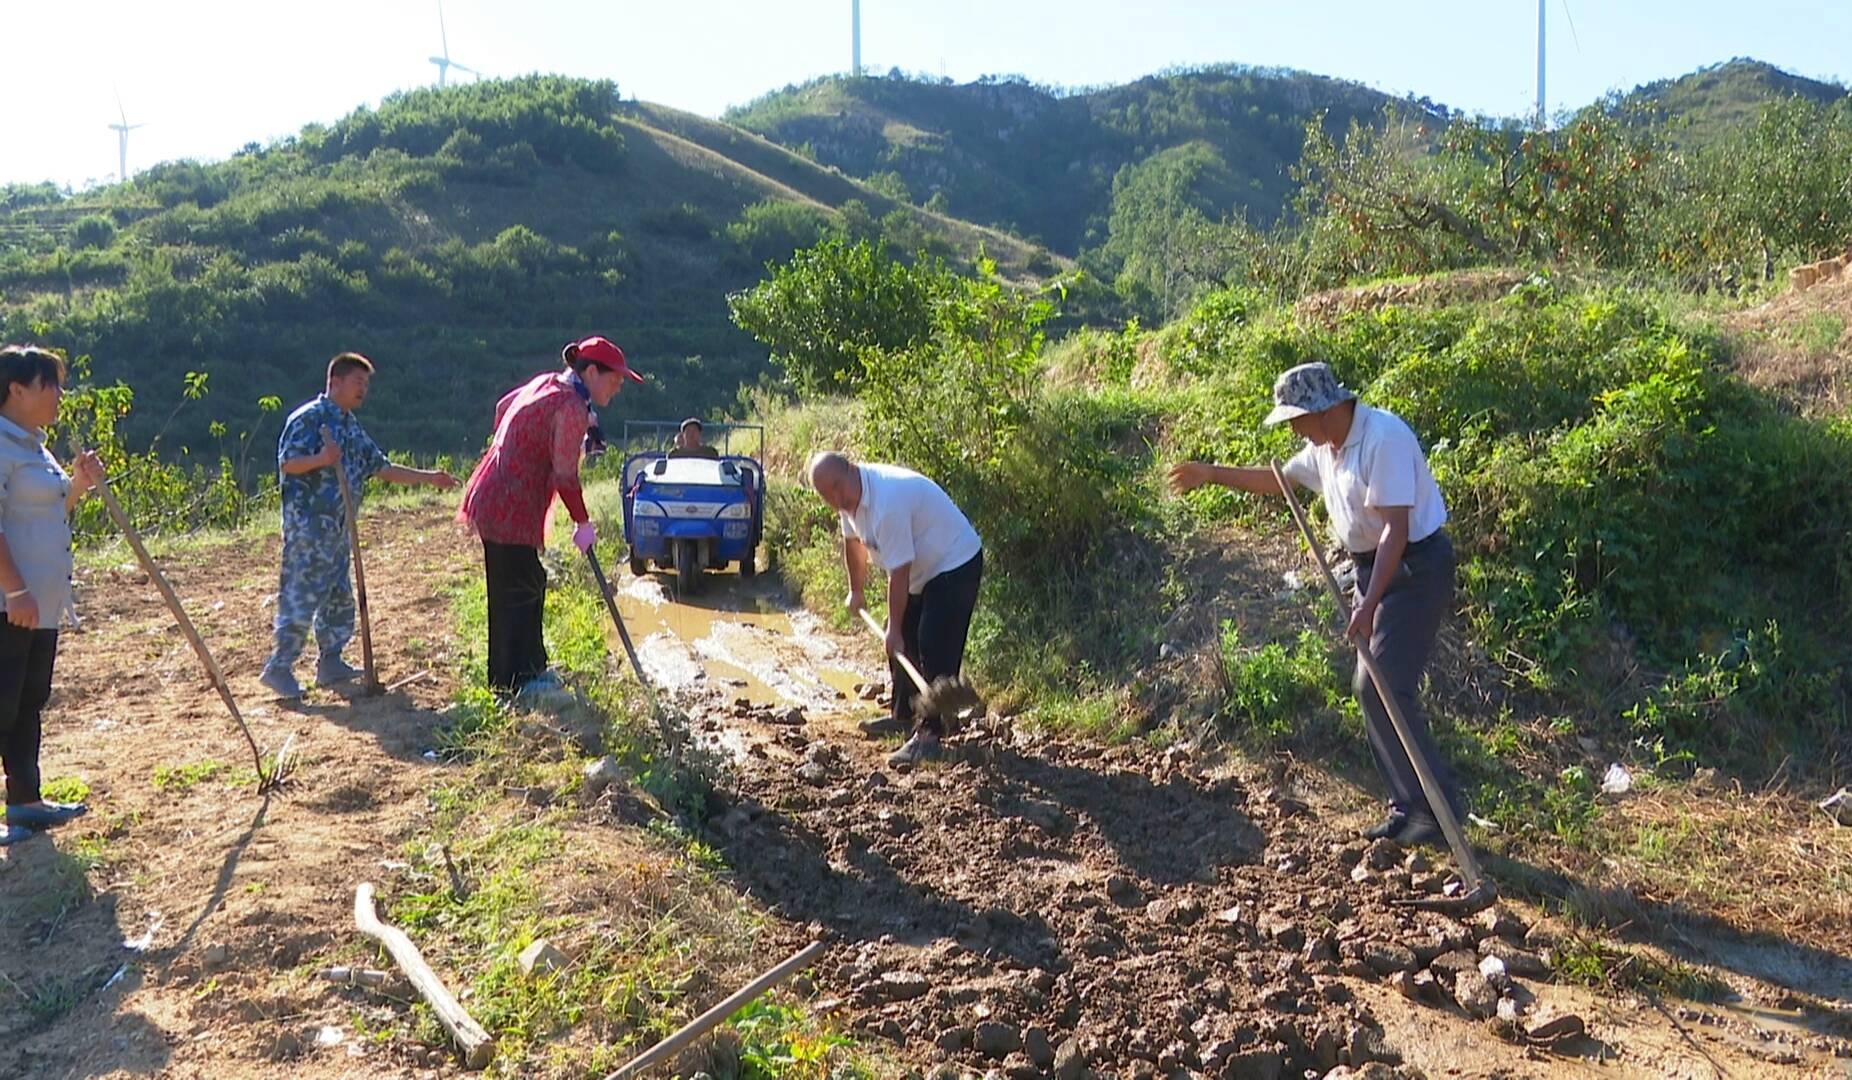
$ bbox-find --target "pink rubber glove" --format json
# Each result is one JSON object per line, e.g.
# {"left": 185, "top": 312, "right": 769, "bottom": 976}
{"left": 572, "top": 521, "right": 597, "bottom": 554}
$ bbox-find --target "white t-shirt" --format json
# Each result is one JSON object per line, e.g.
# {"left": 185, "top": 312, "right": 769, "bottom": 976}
{"left": 1281, "top": 403, "right": 1447, "bottom": 554}
{"left": 841, "top": 463, "right": 983, "bottom": 594}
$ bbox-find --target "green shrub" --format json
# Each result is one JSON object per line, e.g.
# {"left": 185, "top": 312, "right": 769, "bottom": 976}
{"left": 70, "top": 214, "right": 116, "bottom": 249}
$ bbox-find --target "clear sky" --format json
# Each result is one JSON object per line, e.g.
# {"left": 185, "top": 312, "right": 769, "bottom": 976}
{"left": 4, "top": 0, "right": 1848, "bottom": 190}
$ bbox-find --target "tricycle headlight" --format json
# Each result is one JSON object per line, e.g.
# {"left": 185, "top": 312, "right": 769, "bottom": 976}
{"left": 718, "top": 502, "right": 751, "bottom": 520}
{"left": 633, "top": 501, "right": 666, "bottom": 517}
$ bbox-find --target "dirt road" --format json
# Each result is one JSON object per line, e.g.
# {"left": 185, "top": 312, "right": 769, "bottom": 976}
{"left": 2, "top": 503, "right": 1848, "bottom": 1078}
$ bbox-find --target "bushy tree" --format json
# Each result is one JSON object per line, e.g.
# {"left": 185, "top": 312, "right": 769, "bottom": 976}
{"left": 727, "top": 237, "right": 946, "bottom": 395}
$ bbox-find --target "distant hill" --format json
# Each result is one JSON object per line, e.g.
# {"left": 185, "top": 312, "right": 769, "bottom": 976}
{"left": 1618, "top": 58, "right": 1849, "bottom": 145}
{"left": 726, "top": 66, "right": 1424, "bottom": 255}
{"left": 0, "top": 77, "right": 1046, "bottom": 457}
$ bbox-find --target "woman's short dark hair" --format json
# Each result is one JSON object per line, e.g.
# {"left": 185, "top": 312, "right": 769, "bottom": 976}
{"left": 0, "top": 345, "right": 66, "bottom": 407}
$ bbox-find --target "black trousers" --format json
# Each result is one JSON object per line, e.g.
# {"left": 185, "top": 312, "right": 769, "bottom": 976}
{"left": 891, "top": 551, "right": 984, "bottom": 737}
{"left": 483, "top": 541, "right": 548, "bottom": 693}
{"left": 1352, "top": 531, "right": 1463, "bottom": 824}
{"left": 0, "top": 625, "right": 59, "bottom": 806}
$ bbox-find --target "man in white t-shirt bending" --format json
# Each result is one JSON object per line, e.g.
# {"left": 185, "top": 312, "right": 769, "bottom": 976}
{"left": 1167, "top": 361, "right": 1464, "bottom": 847}
{"left": 806, "top": 452, "right": 984, "bottom": 767}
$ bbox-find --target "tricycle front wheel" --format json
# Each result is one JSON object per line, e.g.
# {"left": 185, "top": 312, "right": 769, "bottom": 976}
{"left": 675, "top": 538, "right": 703, "bottom": 595}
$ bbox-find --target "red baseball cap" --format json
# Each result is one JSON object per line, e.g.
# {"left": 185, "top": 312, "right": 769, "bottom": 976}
{"left": 572, "top": 335, "right": 644, "bottom": 383}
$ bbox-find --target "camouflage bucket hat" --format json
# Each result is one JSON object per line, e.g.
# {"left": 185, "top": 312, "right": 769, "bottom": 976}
{"left": 1263, "top": 361, "right": 1356, "bottom": 426}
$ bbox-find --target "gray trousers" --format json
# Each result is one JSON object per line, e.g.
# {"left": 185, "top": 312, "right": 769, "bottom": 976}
{"left": 1352, "top": 530, "right": 1463, "bottom": 823}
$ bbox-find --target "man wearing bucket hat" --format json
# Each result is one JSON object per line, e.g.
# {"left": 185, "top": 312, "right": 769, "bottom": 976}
{"left": 1167, "top": 361, "right": 1462, "bottom": 846}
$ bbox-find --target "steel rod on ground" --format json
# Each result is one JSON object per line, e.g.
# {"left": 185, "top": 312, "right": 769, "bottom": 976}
{"left": 353, "top": 882, "right": 494, "bottom": 1069}
{"left": 1268, "top": 460, "right": 1486, "bottom": 893}
{"left": 327, "top": 427, "right": 382, "bottom": 695}
{"left": 600, "top": 940, "right": 829, "bottom": 1080}
{"left": 79, "top": 439, "right": 271, "bottom": 790}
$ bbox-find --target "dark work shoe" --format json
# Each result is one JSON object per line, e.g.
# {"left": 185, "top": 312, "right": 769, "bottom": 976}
{"left": 7, "top": 801, "right": 88, "bottom": 830}
{"left": 0, "top": 824, "right": 34, "bottom": 846}
{"left": 886, "top": 731, "right": 942, "bottom": 770}
{"left": 856, "top": 715, "right": 908, "bottom": 738}
{"left": 260, "top": 662, "right": 304, "bottom": 700}
{"left": 1394, "top": 814, "right": 1444, "bottom": 848}
{"left": 316, "top": 654, "right": 362, "bottom": 686}
{"left": 1362, "top": 808, "right": 1409, "bottom": 841}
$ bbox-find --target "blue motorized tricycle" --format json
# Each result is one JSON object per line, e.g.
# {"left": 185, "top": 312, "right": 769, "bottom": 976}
{"left": 619, "top": 421, "right": 764, "bottom": 594}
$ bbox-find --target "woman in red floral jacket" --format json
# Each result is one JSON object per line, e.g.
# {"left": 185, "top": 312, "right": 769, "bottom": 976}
{"left": 458, "top": 336, "right": 641, "bottom": 695}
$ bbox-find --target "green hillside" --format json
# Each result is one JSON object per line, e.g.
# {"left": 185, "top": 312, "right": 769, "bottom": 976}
{"left": 0, "top": 77, "right": 1046, "bottom": 457}
{"left": 726, "top": 65, "right": 1419, "bottom": 254}
{"left": 1620, "top": 57, "right": 1850, "bottom": 145}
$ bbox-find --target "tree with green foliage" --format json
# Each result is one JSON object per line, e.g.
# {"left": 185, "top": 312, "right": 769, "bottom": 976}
{"left": 726, "top": 237, "right": 946, "bottom": 395}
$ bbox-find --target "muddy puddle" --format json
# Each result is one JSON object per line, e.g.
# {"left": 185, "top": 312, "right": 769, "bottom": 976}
{"left": 609, "top": 569, "right": 873, "bottom": 716}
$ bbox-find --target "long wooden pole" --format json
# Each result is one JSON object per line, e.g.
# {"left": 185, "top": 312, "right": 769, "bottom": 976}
{"left": 584, "top": 548, "right": 678, "bottom": 758}
{"left": 354, "top": 882, "right": 495, "bottom": 1069}
{"left": 600, "top": 940, "right": 828, "bottom": 1080}
{"left": 325, "top": 427, "right": 381, "bottom": 694}
{"left": 1268, "top": 460, "right": 1484, "bottom": 893}
{"left": 857, "top": 607, "right": 928, "bottom": 696}
{"left": 78, "top": 440, "right": 270, "bottom": 789}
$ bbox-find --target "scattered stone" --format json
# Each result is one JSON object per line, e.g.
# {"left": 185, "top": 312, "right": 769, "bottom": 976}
{"left": 202, "top": 943, "right": 232, "bottom": 971}
{"left": 1474, "top": 906, "right": 1528, "bottom": 942}
{"left": 973, "top": 1021, "right": 1022, "bottom": 1058}
{"left": 1022, "top": 1025, "right": 1054, "bottom": 1067}
{"left": 1428, "top": 948, "right": 1480, "bottom": 981}
{"left": 1258, "top": 914, "right": 1304, "bottom": 951}
{"left": 795, "top": 761, "right": 830, "bottom": 787}
{"left": 1477, "top": 953, "right": 1509, "bottom": 987}
{"left": 1349, "top": 863, "right": 1374, "bottom": 885}
{"left": 825, "top": 787, "right": 854, "bottom": 808}
{"left": 1361, "top": 940, "right": 1417, "bottom": 976}
{"left": 1106, "top": 875, "right": 1145, "bottom": 907}
{"left": 1054, "top": 1037, "right": 1086, "bottom": 1080}
{"left": 1225, "top": 1046, "right": 1284, "bottom": 1079}
{"left": 936, "top": 1026, "right": 972, "bottom": 1054}
{"left": 770, "top": 706, "right": 806, "bottom": 727}
{"left": 268, "top": 1029, "right": 304, "bottom": 1060}
{"left": 1479, "top": 938, "right": 1550, "bottom": 978}
{"left": 1146, "top": 895, "right": 1204, "bottom": 926}
{"left": 1345, "top": 1024, "right": 1400, "bottom": 1066}
{"left": 871, "top": 970, "right": 930, "bottom": 1002}
{"left": 1389, "top": 969, "right": 1439, "bottom": 1004}
{"left": 1364, "top": 839, "right": 1401, "bottom": 871}
{"left": 1451, "top": 970, "right": 1498, "bottom": 1019}
{"left": 1525, "top": 1011, "right": 1586, "bottom": 1046}
{"left": 581, "top": 756, "right": 622, "bottom": 798}
{"left": 518, "top": 939, "right": 568, "bottom": 977}
{"left": 864, "top": 771, "right": 889, "bottom": 789}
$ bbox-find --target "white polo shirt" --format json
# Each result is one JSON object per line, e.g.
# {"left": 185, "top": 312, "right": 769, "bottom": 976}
{"left": 1281, "top": 403, "right": 1447, "bottom": 554}
{"left": 841, "top": 464, "right": 982, "bottom": 594}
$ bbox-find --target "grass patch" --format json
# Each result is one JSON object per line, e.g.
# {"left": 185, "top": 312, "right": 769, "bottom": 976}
{"left": 39, "top": 776, "right": 91, "bottom": 804}
{"left": 1550, "top": 930, "right": 1729, "bottom": 1001}
{"left": 150, "top": 759, "right": 230, "bottom": 793}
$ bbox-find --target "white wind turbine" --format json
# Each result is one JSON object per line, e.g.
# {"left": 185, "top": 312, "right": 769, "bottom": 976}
{"left": 108, "top": 91, "right": 143, "bottom": 183}
{"left": 429, "top": 0, "right": 479, "bottom": 88}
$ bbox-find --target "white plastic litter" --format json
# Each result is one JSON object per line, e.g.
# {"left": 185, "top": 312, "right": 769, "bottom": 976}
{"left": 1819, "top": 788, "right": 1852, "bottom": 827}
{"left": 1601, "top": 763, "right": 1633, "bottom": 796}
{"left": 315, "top": 1026, "right": 344, "bottom": 1048}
